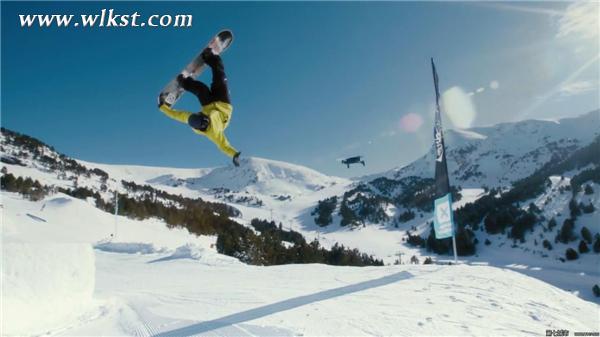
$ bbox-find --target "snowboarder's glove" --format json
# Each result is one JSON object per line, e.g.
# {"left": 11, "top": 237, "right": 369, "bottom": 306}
{"left": 233, "top": 152, "right": 241, "bottom": 167}
{"left": 157, "top": 94, "right": 166, "bottom": 108}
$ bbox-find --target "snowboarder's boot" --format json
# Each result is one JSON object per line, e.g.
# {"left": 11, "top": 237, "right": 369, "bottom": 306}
{"left": 176, "top": 74, "right": 188, "bottom": 86}
{"left": 201, "top": 48, "right": 224, "bottom": 71}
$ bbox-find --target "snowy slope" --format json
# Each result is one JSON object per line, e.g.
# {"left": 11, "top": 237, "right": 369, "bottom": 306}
{"left": 3, "top": 243, "right": 95, "bottom": 336}
{"left": 2, "top": 192, "right": 220, "bottom": 250}
{"left": 0, "top": 191, "right": 238, "bottom": 335}
{"left": 87, "top": 257, "right": 598, "bottom": 337}
{"left": 462, "top": 171, "right": 600, "bottom": 300}
{"left": 2, "top": 193, "right": 598, "bottom": 336}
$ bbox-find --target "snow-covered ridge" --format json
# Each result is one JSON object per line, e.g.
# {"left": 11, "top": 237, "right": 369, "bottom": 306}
{"left": 367, "top": 110, "right": 600, "bottom": 188}
{"left": 190, "top": 157, "right": 347, "bottom": 195}
{"left": 87, "top": 156, "right": 350, "bottom": 208}
{"left": 1, "top": 128, "right": 349, "bottom": 209}
{"left": 82, "top": 162, "right": 214, "bottom": 187}
{"left": 86, "top": 157, "right": 346, "bottom": 197}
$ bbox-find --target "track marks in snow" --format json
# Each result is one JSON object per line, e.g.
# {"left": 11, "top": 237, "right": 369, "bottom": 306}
{"left": 131, "top": 315, "right": 161, "bottom": 337}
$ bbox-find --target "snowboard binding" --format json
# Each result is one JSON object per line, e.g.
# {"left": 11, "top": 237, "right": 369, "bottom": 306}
{"left": 201, "top": 48, "right": 222, "bottom": 69}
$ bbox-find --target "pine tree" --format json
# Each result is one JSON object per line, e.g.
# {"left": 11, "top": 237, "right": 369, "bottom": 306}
{"left": 593, "top": 235, "right": 600, "bottom": 253}
{"left": 565, "top": 248, "right": 579, "bottom": 260}
{"left": 569, "top": 199, "right": 581, "bottom": 218}
{"left": 312, "top": 196, "right": 337, "bottom": 227}
{"left": 1, "top": 173, "right": 17, "bottom": 191}
{"left": 581, "top": 227, "right": 593, "bottom": 244}
{"left": 557, "top": 218, "right": 576, "bottom": 244}
{"left": 581, "top": 202, "right": 595, "bottom": 214}
{"left": 547, "top": 218, "right": 557, "bottom": 231}
{"left": 584, "top": 184, "right": 594, "bottom": 195}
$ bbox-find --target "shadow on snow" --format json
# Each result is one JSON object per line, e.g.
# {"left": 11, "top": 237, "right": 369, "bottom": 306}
{"left": 153, "top": 271, "right": 413, "bottom": 337}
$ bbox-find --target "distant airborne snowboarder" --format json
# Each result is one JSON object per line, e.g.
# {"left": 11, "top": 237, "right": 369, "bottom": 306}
{"left": 158, "top": 48, "right": 241, "bottom": 167}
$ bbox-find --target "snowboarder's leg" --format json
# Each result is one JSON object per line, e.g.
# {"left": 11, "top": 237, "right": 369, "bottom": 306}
{"left": 177, "top": 75, "right": 212, "bottom": 106}
{"left": 202, "top": 49, "right": 231, "bottom": 104}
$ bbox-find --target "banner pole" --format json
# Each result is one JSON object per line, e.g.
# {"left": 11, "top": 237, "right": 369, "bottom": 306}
{"left": 114, "top": 190, "right": 118, "bottom": 240}
{"left": 452, "top": 234, "right": 458, "bottom": 264}
{"left": 431, "top": 58, "right": 459, "bottom": 264}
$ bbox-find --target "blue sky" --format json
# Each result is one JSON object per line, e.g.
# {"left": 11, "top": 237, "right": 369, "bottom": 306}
{"left": 2, "top": 2, "right": 598, "bottom": 177}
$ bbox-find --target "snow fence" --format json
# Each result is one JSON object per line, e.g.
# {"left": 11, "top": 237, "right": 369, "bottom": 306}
{"left": 2, "top": 243, "right": 96, "bottom": 335}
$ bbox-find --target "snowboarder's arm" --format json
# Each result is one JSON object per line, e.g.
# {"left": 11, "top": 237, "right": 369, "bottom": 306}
{"left": 159, "top": 105, "right": 192, "bottom": 124}
{"left": 213, "top": 132, "right": 238, "bottom": 158}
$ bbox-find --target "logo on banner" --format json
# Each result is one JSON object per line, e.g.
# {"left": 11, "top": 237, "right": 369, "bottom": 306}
{"left": 434, "top": 121, "right": 444, "bottom": 163}
{"left": 436, "top": 200, "right": 451, "bottom": 223}
{"left": 434, "top": 193, "right": 454, "bottom": 239}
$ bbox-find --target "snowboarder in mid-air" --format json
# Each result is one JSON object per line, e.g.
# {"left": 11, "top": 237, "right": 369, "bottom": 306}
{"left": 158, "top": 47, "right": 241, "bottom": 167}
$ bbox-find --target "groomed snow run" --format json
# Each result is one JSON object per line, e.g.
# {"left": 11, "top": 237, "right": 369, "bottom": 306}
{"left": 84, "top": 257, "right": 599, "bottom": 337}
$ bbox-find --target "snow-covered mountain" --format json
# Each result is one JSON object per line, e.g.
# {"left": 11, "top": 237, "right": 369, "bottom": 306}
{"left": 133, "top": 156, "right": 348, "bottom": 207}
{"left": 0, "top": 126, "right": 349, "bottom": 207}
{"left": 369, "top": 109, "right": 600, "bottom": 188}
{"left": 319, "top": 111, "right": 600, "bottom": 230}
{"left": 192, "top": 157, "right": 345, "bottom": 195}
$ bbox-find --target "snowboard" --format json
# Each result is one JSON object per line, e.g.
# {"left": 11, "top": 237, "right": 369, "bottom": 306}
{"left": 158, "top": 30, "right": 233, "bottom": 107}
